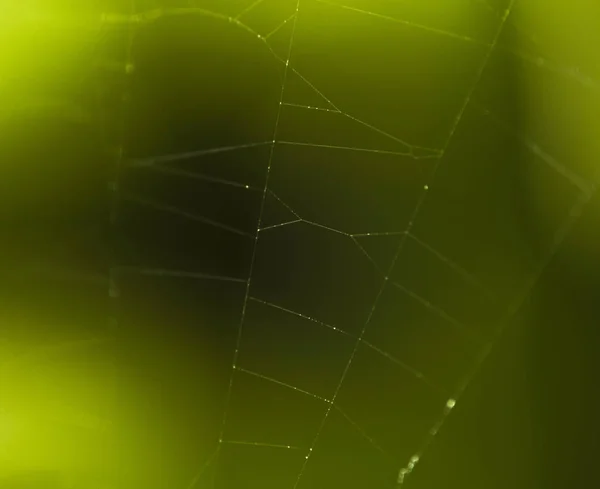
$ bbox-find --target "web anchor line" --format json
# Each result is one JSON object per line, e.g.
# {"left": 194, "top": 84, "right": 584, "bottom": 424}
{"left": 392, "top": 3, "right": 517, "bottom": 486}
{"left": 215, "top": 0, "right": 302, "bottom": 479}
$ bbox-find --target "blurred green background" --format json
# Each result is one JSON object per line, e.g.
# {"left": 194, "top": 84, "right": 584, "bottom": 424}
{"left": 1, "top": 1, "right": 599, "bottom": 488}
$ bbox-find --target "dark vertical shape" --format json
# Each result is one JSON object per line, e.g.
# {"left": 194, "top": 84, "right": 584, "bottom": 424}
{"left": 522, "top": 192, "right": 600, "bottom": 489}
{"left": 103, "top": 3, "right": 138, "bottom": 489}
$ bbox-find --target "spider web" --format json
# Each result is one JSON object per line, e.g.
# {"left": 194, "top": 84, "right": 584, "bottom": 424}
{"left": 1, "top": 0, "right": 597, "bottom": 488}
{"left": 112, "top": 1, "right": 594, "bottom": 488}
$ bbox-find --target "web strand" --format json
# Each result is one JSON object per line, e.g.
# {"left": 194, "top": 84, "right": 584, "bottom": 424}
{"left": 234, "top": 0, "right": 266, "bottom": 21}
{"left": 122, "top": 192, "right": 255, "bottom": 238}
{"left": 390, "top": 2, "right": 518, "bottom": 484}
{"left": 184, "top": 443, "right": 220, "bottom": 489}
{"left": 470, "top": 99, "right": 593, "bottom": 194}
{"left": 264, "top": 13, "right": 298, "bottom": 40}
{"left": 126, "top": 141, "right": 273, "bottom": 167}
{"left": 221, "top": 440, "right": 303, "bottom": 450}
{"left": 236, "top": 365, "right": 332, "bottom": 403}
{"left": 247, "top": 296, "right": 446, "bottom": 395}
{"left": 292, "top": 2, "right": 517, "bottom": 487}
{"left": 314, "top": 0, "right": 489, "bottom": 45}
{"left": 217, "top": 0, "right": 302, "bottom": 460}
